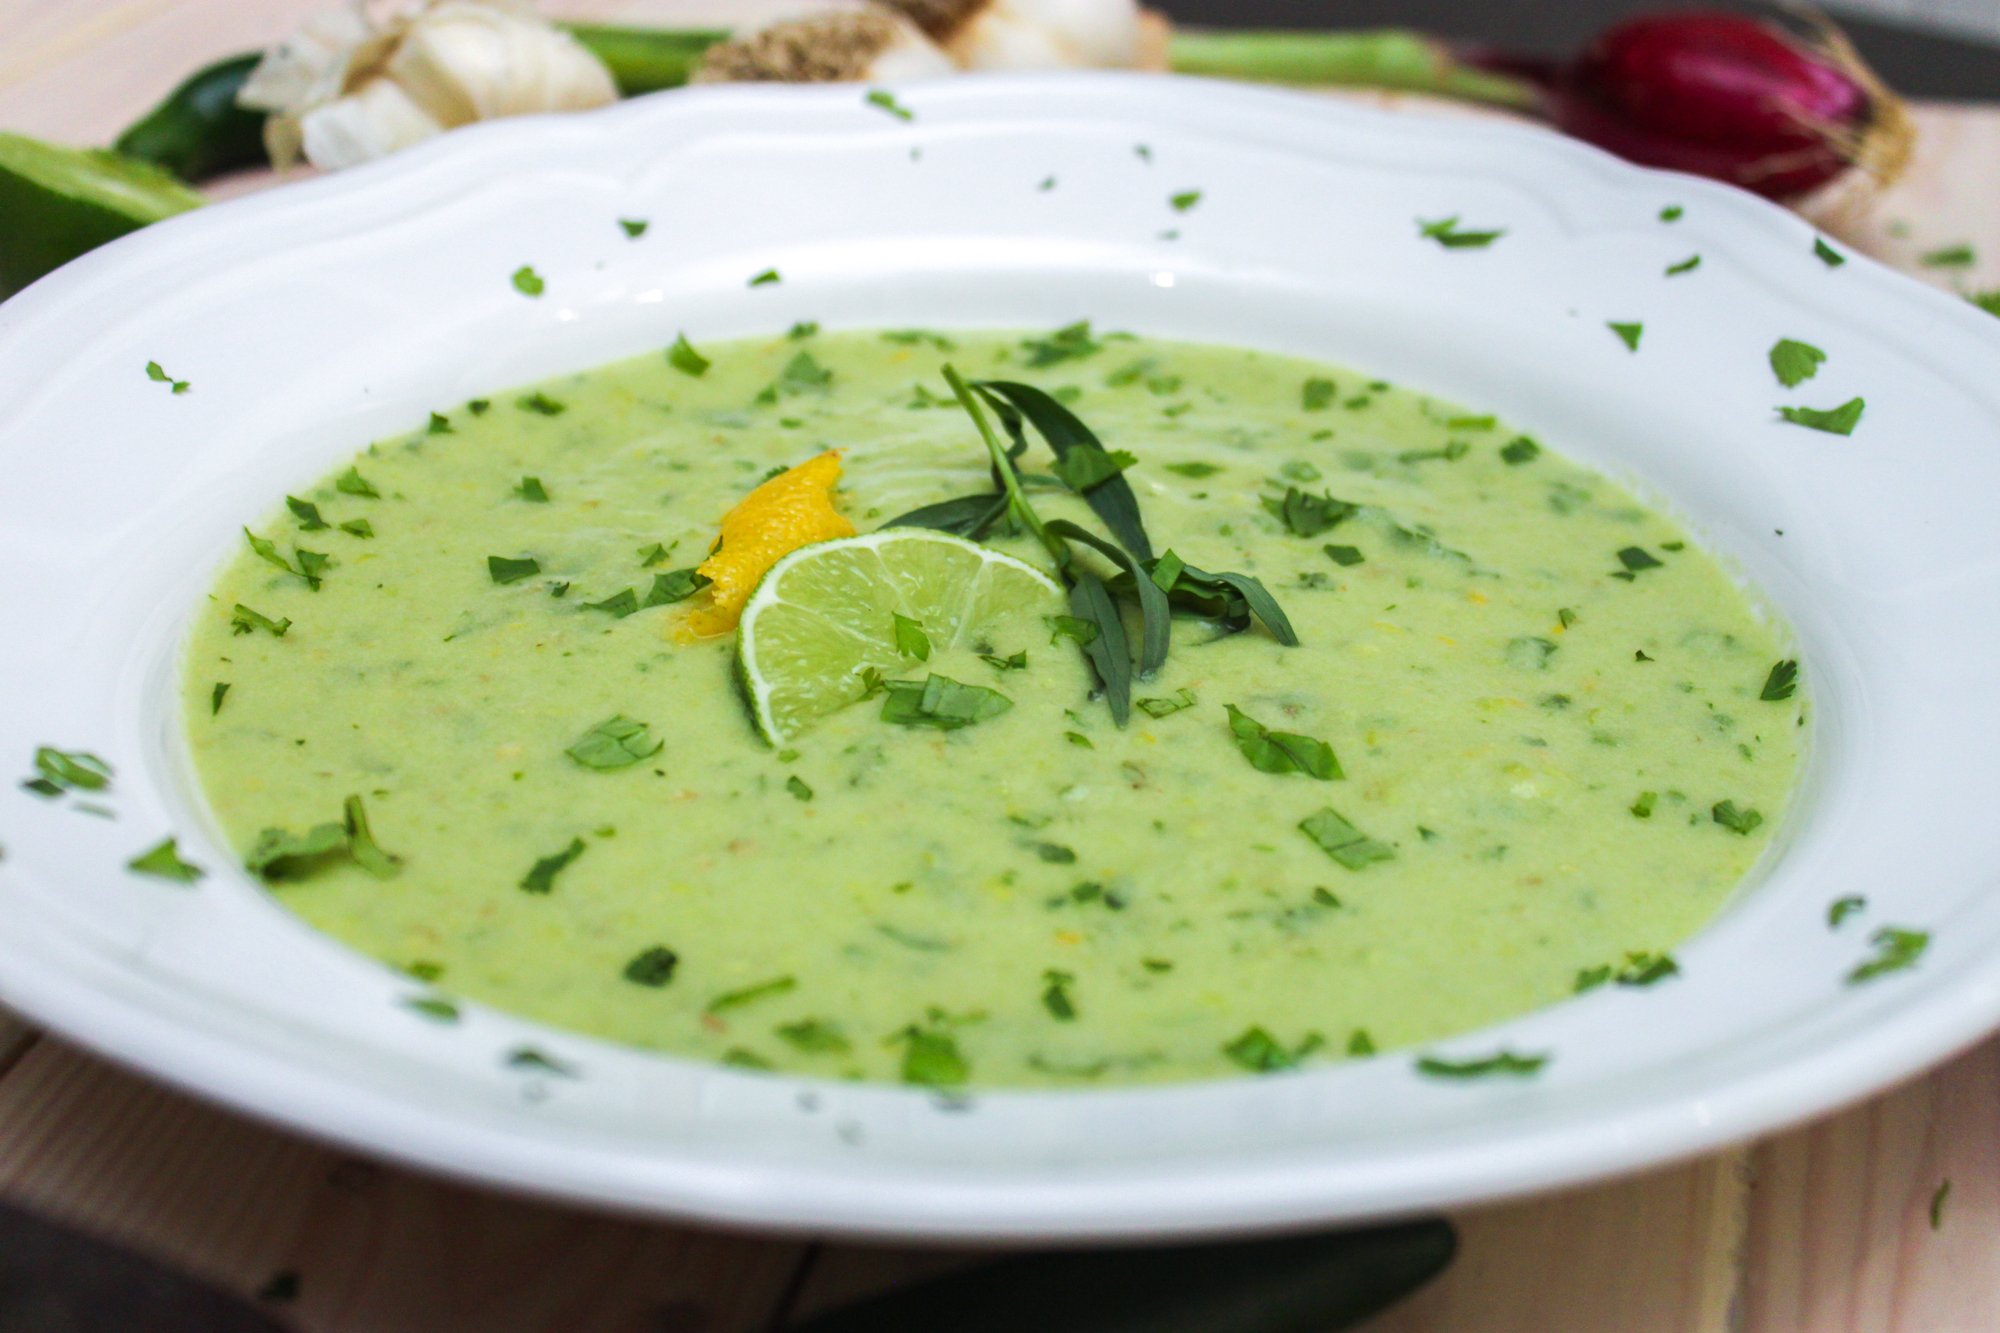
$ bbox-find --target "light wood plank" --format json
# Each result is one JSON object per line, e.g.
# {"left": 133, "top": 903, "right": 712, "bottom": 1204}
{"left": 0, "top": 1039, "right": 810, "bottom": 1333}
{"left": 1740, "top": 1035, "right": 2000, "bottom": 1332}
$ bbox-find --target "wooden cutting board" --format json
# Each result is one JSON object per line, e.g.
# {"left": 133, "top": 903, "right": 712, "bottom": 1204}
{"left": 1, "top": 4, "right": 1996, "bottom": 1330}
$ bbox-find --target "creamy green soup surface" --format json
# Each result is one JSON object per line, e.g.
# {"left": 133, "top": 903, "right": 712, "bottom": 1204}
{"left": 183, "top": 327, "right": 1801, "bottom": 1088}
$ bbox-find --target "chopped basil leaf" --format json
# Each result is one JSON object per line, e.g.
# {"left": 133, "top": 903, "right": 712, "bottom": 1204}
{"left": 1416, "top": 1049, "right": 1548, "bottom": 1078}
{"left": 1630, "top": 791, "right": 1657, "bottom": 818}
{"left": 144, "top": 360, "right": 190, "bottom": 393}
{"left": 779, "top": 351, "right": 832, "bottom": 393}
{"left": 1768, "top": 339, "right": 1827, "bottom": 388}
{"left": 28, "top": 746, "right": 111, "bottom": 794}
{"left": 865, "top": 88, "right": 913, "bottom": 120}
{"left": 1846, "top": 926, "right": 1928, "bottom": 984}
{"left": 127, "top": 836, "right": 203, "bottom": 884}
{"left": 1760, "top": 659, "right": 1799, "bottom": 701}
{"left": 583, "top": 588, "right": 639, "bottom": 618}
{"left": 789, "top": 321, "right": 820, "bottom": 340}
{"left": 1828, "top": 894, "right": 1867, "bottom": 928}
{"left": 1041, "top": 969, "right": 1077, "bottom": 1020}
{"left": 982, "top": 650, "right": 1028, "bottom": 671}
{"left": 1136, "top": 688, "right": 1196, "bottom": 718}
{"left": 1499, "top": 437, "right": 1541, "bottom": 465}
{"left": 1263, "top": 486, "right": 1356, "bottom": 538}
{"left": 643, "top": 568, "right": 709, "bottom": 607}
{"left": 1322, "top": 544, "right": 1365, "bottom": 567}
{"left": 1299, "top": 807, "right": 1393, "bottom": 869}
{"left": 897, "top": 1026, "right": 968, "bottom": 1086}
{"left": 622, "top": 944, "right": 678, "bottom": 986}
{"left": 1019, "top": 320, "right": 1102, "bottom": 367}
{"left": 229, "top": 603, "right": 290, "bottom": 637}
{"left": 707, "top": 974, "right": 796, "bottom": 1013}
{"left": 210, "top": 681, "right": 230, "bottom": 714}
{"left": 1711, "top": 800, "right": 1764, "bottom": 835}
{"left": 511, "top": 265, "right": 544, "bottom": 296}
{"left": 1169, "top": 189, "right": 1202, "bottom": 212}
{"left": 487, "top": 554, "right": 540, "bottom": 585}
{"left": 516, "top": 391, "right": 565, "bottom": 416}
{"left": 748, "top": 268, "right": 781, "bottom": 286}
{"left": 1417, "top": 216, "right": 1505, "bottom": 248}
{"left": 334, "top": 466, "right": 379, "bottom": 498}
{"left": 520, "top": 837, "right": 585, "bottom": 894}
{"left": 1224, "top": 704, "right": 1340, "bottom": 780}
{"left": 1778, "top": 398, "right": 1864, "bottom": 436}
{"left": 1348, "top": 1029, "right": 1377, "bottom": 1056}
{"left": 1813, "top": 237, "right": 1846, "bottom": 267}
{"left": 893, "top": 612, "right": 931, "bottom": 661}
{"left": 1034, "top": 842, "right": 1077, "bottom": 864}
{"left": 1665, "top": 254, "right": 1701, "bottom": 276}
{"left": 565, "top": 715, "right": 662, "bottom": 769}
{"left": 667, "top": 333, "right": 710, "bottom": 377}
{"left": 1046, "top": 615, "right": 1099, "bottom": 647}
{"left": 427, "top": 411, "right": 452, "bottom": 435}
{"left": 339, "top": 518, "right": 373, "bottom": 538}
{"left": 246, "top": 821, "right": 348, "bottom": 880}
{"left": 286, "top": 496, "right": 328, "bottom": 530}
{"left": 880, "top": 674, "right": 1012, "bottom": 730}
{"left": 1222, "top": 1025, "right": 1321, "bottom": 1072}
{"left": 618, "top": 217, "right": 648, "bottom": 238}
{"left": 785, "top": 774, "right": 813, "bottom": 802}
{"left": 1616, "top": 546, "right": 1663, "bottom": 572}
{"left": 1607, "top": 322, "right": 1643, "bottom": 352}
{"left": 514, "top": 476, "right": 549, "bottom": 502}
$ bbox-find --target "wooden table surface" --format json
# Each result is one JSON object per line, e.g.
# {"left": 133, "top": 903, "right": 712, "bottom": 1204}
{"left": 3, "top": 3, "right": 1998, "bottom": 1329}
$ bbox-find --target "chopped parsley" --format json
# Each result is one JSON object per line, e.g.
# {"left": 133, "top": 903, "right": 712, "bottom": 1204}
{"left": 897, "top": 1026, "right": 968, "bottom": 1087}
{"left": 893, "top": 612, "right": 931, "bottom": 661}
{"left": 1298, "top": 807, "right": 1394, "bottom": 869}
{"left": 339, "top": 518, "right": 373, "bottom": 538}
{"left": 144, "top": 360, "right": 190, "bottom": 393}
{"left": 1348, "top": 1029, "right": 1377, "bottom": 1056}
{"left": 618, "top": 218, "right": 648, "bottom": 238}
{"left": 1041, "top": 969, "right": 1077, "bottom": 1020}
{"left": 1630, "top": 791, "right": 1657, "bottom": 818}
{"left": 708, "top": 975, "right": 796, "bottom": 1013}
{"left": 778, "top": 351, "right": 832, "bottom": 393}
{"left": 1417, "top": 216, "right": 1505, "bottom": 248}
{"left": 520, "top": 837, "right": 585, "bottom": 894}
{"left": 487, "top": 554, "right": 540, "bottom": 584}
{"left": 1828, "top": 894, "right": 1867, "bottom": 928}
{"left": 785, "top": 775, "right": 813, "bottom": 802}
{"left": 245, "top": 529, "right": 330, "bottom": 590}
{"left": 1415, "top": 1049, "right": 1549, "bottom": 1079}
{"left": 1607, "top": 322, "right": 1643, "bottom": 352}
{"left": 1499, "top": 437, "right": 1541, "bottom": 465}
{"left": 1301, "top": 377, "right": 1337, "bottom": 411}
{"left": 565, "top": 715, "right": 662, "bottom": 769}
{"left": 210, "top": 682, "right": 230, "bottom": 714}
{"left": 644, "top": 568, "right": 709, "bottom": 606}
{"left": 24, "top": 746, "right": 111, "bottom": 797}
{"left": 246, "top": 794, "right": 399, "bottom": 881}
{"left": 1768, "top": 339, "right": 1826, "bottom": 388}
{"left": 1169, "top": 189, "right": 1202, "bottom": 212}
{"left": 229, "top": 603, "right": 290, "bottom": 637}
{"left": 1224, "top": 704, "right": 1340, "bottom": 779}
{"left": 1846, "top": 926, "right": 1928, "bottom": 984}
{"left": 1616, "top": 545, "right": 1663, "bottom": 573}
{"left": 880, "top": 674, "right": 1012, "bottom": 730}
{"left": 748, "top": 268, "right": 781, "bottom": 286}
{"left": 667, "top": 333, "right": 710, "bottom": 377}
{"left": 286, "top": 496, "right": 328, "bottom": 529}
{"left": 1813, "top": 237, "right": 1846, "bottom": 267}
{"left": 865, "top": 88, "right": 913, "bottom": 120}
{"left": 1778, "top": 398, "right": 1864, "bottom": 436}
{"left": 126, "top": 836, "right": 203, "bottom": 884}
{"left": 514, "top": 476, "right": 549, "bottom": 502}
{"left": 1322, "top": 544, "right": 1364, "bottom": 567}
{"left": 622, "top": 944, "right": 678, "bottom": 986}
{"left": 1711, "top": 800, "right": 1764, "bottom": 835}
{"left": 1760, "top": 659, "right": 1799, "bottom": 701}
{"left": 1665, "top": 254, "right": 1701, "bottom": 276}
{"left": 1263, "top": 486, "right": 1356, "bottom": 538}
{"left": 1660, "top": 205, "right": 1684, "bottom": 222}
{"left": 776, "top": 1019, "right": 851, "bottom": 1054}
{"left": 334, "top": 466, "right": 378, "bottom": 498}
{"left": 1136, "top": 688, "right": 1196, "bottom": 718}
{"left": 1222, "top": 1026, "right": 1322, "bottom": 1072}
{"left": 582, "top": 588, "right": 640, "bottom": 618}
{"left": 516, "top": 391, "right": 565, "bottom": 416}
{"left": 1574, "top": 950, "right": 1679, "bottom": 992}
{"left": 511, "top": 265, "right": 544, "bottom": 296}
{"left": 1020, "top": 320, "right": 1102, "bottom": 367}
{"left": 427, "top": 411, "right": 452, "bottom": 435}
{"left": 402, "top": 995, "right": 459, "bottom": 1023}
{"left": 789, "top": 321, "right": 820, "bottom": 340}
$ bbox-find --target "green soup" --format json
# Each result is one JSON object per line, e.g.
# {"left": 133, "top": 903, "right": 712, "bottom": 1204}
{"left": 183, "top": 328, "right": 1800, "bottom": 1087}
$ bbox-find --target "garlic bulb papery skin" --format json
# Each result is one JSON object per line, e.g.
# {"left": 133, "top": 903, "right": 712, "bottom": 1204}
{"left": 886, "top": 0, "right": 1142, "bottom": 70}
{"left": 239, "top": 0, "right": 618, "bottom": 171}
{"left": 691, "top": 9, "right": 956, "bottom": 85}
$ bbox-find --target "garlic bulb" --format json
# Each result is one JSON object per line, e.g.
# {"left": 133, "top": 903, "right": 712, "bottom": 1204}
{"left": 882, "top": 0, "right": 1142, "bottom": 70}
{"left": 239, "top": 0, "right": 618, "bottom": 171}
{"left": 691, "top": 10, "right": 956, "bottom": 85}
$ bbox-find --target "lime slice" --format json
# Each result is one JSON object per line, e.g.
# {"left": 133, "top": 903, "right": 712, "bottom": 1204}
{"left": 0, "top": 131, "right": 205, "bottom": 298}
{"left": 737, "top": 530, "right": 1062, "bottom": 744}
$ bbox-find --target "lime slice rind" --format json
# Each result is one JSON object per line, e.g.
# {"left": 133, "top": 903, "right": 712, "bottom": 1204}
{"left": 736, "top": 530, "right": 1061, "bottom": 745}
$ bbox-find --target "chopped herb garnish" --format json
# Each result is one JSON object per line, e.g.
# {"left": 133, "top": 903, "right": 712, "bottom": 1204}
{"left": 516, "top": 391, "right": 565, "bottom": 416}
{"left": 487, "top": 554, "right": 540, "bottom": 585}
{"left": 897, "top": 1026, "right": 968, "bottom": 1087}
{"left": 511, "top": 265, "right": 544, "bottom": 296}
{"left": 427, "top": 411, "right": 452, "bottom": 435}
{"left": 1846, "top": 926, "right": 1928, "bottom": 984}
{"left": 776, "top": 1019, "right": 851, "bottom": 1054}
{"left": 1921, "top": 243, "right": 1975, "bottom": 268}
{"left": 26, "top": 746, "right": 111, "bottom": 796}
{"left": 1778, "top": 397, "right": 1865, "bottom": 436}
{"left": 402, "top": 995, "right": 459, "bottom": 1022}
{"left": 1813, "top": 237, "right": 1846, "bottom": 267}
{"left": 1417, "top": 216, "right": 1504, "bottom": 248}
{"left": 1019, "top": 320, "right": 1102, "bottom": 367}
{"left": 1577, "top": 950, "right": 1679, "bottom": 991}
{"left": 520, "top": 837, "right": 585, "bottom": 894}
{"left": 468, "top": 399, "right": 490, "bottom": 415}
{"left": 1301, "top": 377, "right": 1336, "bottom": 411}
{"left": 1052, "top": 443, "right": 1137, "bottom": 494}
{"left": 893, "top": 612, "right": 931, "bottom": 661}
{"left": 245, "top": 529, "right": 329, "bottom": 590}
{"left": 622, "top": 944, "right": 678, "bottom": 986}
{"left": 1136, "top": 689, "right": 1196, "bottom": 718}
{"left": 229, "top": 603, "right": 290, "bottom": 637}
{"left": 748, "top": 268, "right": 781, "bottom": 286}
{"left": 1768, "top": 339, "right": 1827, "bottom": 388}
{"left": 341, "top": 794, "right": 401, "bottom": 878}
{"left": 708, "top": 975, "right": 796, "bottom": 1013}
{"left": 1760, "top": 659, "right": 1799, "bottom": 701}
{"left": 565, "top": 715, "right": 662, "bottom": 769}
{"left": 1224, "top": 704, "right": 1340, "bottom": 780}
{"left": 1608, "top": 322, "right": 1643, "bottom": 352}
{"left": 667, "top": 332, "right": 710, "bottom": 377}
{"left": 1299, "top": 807, "right": 1394, "bottom": 869}
{"left": 1263, "top": 486, "right": 1356, "bottom": 538}
{"left": 1222, "top": 1026, "right": 1321, "bottom": 1073}
{"left": 643, "top": 568, "right": 709, "bottom": 606}
{"left": 334, "top": 465, "right": 379, "bottom": 498}
{"left": 1416, "top": 1049, "right": 1549, "bottom": 1079}
{"left": 1322, "top": 544, "right": 1365, "bottom": 567}
{"left": 144, "top": 360, "right": 190, "bottom": 393}
{"left": 246, "top": 794, "right": 398, "bottom": 882}
{"left": 789, "top": 321, "right": 820, "bottom": 340}
{"left": 505, "top": 1046, "right": 576, "bottom": 1077}
{"left": 1169, "top": 189, "right": 1202, "bottom": 212}
{"left": 1665, "top": 254, "right": 1701, "bottom": 276}
{"left": 286, "top": 496, "right": 328, "bottom": 530}
{"left": 339, "top": 518, "right": 373, "bottom": 538}
{"left": 865, "top": 88, "right": 913, "bottom": 120}
{"left": 1971, "top": 291, "right": 2000, "bottom": 317}
{"left": 618, "top": 217, "right": 648, "bottom": 238}
{"left": 723, "top": 1048, "right": 773, "bottom": 1070}
{"left": 1712, "top": 800, "right": 1764, "bottom": 835}
{"left": 778, "top": 351, "right": 832, "bottom": 394}
{"left": 1041, "top": 969, "right": 1077, "bottom": 1020}
{"left": 785, "top": 774, "right": 813, "bottom": 801}
{"left": 127, "top": 836, "right": 203, "bottom": 884}
{"left": 1034, "top": 842, "right": 1078, "bottom": 865}
{"left": 1348, "top": 1030, "right": 1377, "bottom": 1056}
{"left": 1630, "top": 791, "right": 1657, "bottom": 818}
{"left": 1660, "top": 205, "right": 1684, "bottom": 222}
{"left": 1046, "top": 615, "right": 1099, "bottom": 647}
{"left": 880, "top": 673, "right": 1012, "bottom": 730}
{"left": 1499, "top": 437, "right": 1541, "bottom": 465}
{"left": 210, "top": 682, "right": 231, "bottom": 714}
{"left": 1828, "top": 894, "right": 1867, "bottom": 928}
{"left": 582, "top": 588, "right": 639, "bottom": 618}
{"left": 1617, "top": 545, "right": 1663, "bottom": 573}
{"left": 982, "top": 650, "right": 1028, "bottom": 671}
{"left": 514, "top": 476, "right": 549, "bottom": 503}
